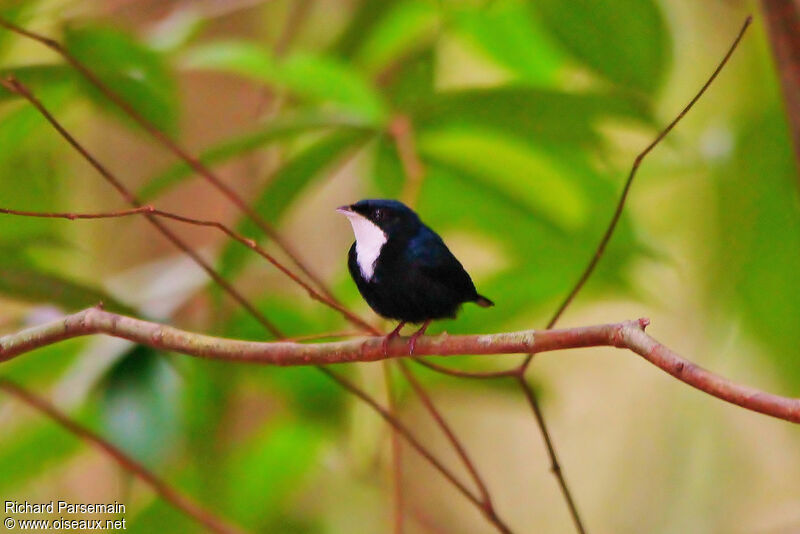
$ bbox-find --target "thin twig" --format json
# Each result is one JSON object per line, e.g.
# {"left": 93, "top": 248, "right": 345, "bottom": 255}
{"left": 0, "top": 17, "right": 337, "bottom": 303}
{"left": 507, "top": 19, "right": 754, "bottom": 533}
{"left": 0, "top": 379, "right": 246, "bottom": 534}
{"left": 0, "top": 76, "right": 284, "bottom": 339}
{"left": 316, "top": 368, "right": 511, "bottom": 534}
{"left": 397, "top": 361, "right": 497, "bottom": 511}
{"left": 383, "top": 362, "right": 405, "bottom": 534}
{"left": 536, "top": 15, "right": 754, "bottom": 341}
{"left": 413, "top": 358, "right": 519, "bottom": 379}
{"left": 516, "top": 376, "right": 583, "bottom": 534}
{"left": 0, "top": 205, "right": 374, "bottom": 331}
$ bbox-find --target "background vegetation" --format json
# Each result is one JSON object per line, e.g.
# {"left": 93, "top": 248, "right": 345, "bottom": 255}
{"left": 0, "top": 0, "right": 798, "bottom": 532}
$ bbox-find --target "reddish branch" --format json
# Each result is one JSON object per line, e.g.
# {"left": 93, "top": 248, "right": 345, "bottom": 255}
{"left": 1, "top": 309, "right": 798, "bottom": 424}
{"left": 0, "top": 379, "right": 245, "bottom": 534}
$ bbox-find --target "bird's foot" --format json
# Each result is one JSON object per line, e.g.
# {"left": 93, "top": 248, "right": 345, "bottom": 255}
{"left": 382, "top": 322, "right": 406, "bottom": 357}
{"left": 408, "top": 320, "right": 431, "bottom": 355}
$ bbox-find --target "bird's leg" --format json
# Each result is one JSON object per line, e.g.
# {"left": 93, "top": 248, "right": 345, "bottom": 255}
{"left": 382, "top": 321, "right": 406, "bottom": 356}
{"left": 407, "top": 320, "right": 431, "bottom": 355}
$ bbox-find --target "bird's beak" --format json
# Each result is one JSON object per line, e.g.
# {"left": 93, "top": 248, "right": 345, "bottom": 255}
{"left": 336, "top": 205, "right": 353, "bottom": 215}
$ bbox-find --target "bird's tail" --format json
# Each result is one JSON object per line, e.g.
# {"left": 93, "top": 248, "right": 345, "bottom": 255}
{"left": 475, "top": 294, "right": 494, "bottom": 307}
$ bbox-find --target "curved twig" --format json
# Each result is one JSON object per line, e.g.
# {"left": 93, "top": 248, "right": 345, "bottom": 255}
{"left": 0, "top": 206, "right": 375, "bottom": 332}
{"left": 0, "top": 17, "right": 337, "bottom": 302}
{"left": 0, "top": 76, "right": 284, "bottom": 339}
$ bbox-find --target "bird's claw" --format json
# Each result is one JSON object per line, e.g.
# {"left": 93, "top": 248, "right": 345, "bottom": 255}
{"left": 407, "top": 320, "right": 431, "bottom": 356}
{"left": 383, "top": 322, "right": 406, "bottom": 357}
{"left": 408, "top": 334, "right": 420, "bottom": 355}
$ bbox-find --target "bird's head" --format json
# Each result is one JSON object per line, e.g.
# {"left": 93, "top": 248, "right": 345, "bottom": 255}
{"left": 337, "top": 199, "right": 420, "bottom": 241}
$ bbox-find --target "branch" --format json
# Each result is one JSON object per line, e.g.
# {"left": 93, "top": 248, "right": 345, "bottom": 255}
{"left": 1, "top": 309, "right": 798, "bottom": 423}
{"left": 0, "top": 379, "right": 245, "bottom": 534}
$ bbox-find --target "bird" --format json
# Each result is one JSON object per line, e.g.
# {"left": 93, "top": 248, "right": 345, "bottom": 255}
{"left": 337, "top": 199, "right": 493, "bottom": 354}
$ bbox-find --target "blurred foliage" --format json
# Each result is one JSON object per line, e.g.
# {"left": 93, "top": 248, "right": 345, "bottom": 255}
{"left": 0, "top": 0, "right": 797, "bottom": 532}
{"left": 96, "top": 345, "right": 184, "bottom": 466}
{"left": 711, "top": 107, "right": 800, "bottom": 382}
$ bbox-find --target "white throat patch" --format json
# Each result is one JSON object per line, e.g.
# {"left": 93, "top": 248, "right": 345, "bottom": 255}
{"left": 342, "top": 212, "right": 387, "bottom": 280}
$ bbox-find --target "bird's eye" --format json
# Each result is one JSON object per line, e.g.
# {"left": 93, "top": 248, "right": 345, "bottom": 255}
{"left": 373, "top": 209, "right": 384, "bottom": 221}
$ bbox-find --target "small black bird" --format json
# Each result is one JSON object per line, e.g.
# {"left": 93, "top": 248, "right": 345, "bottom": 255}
{"left": 337, "top": 199, "right": 493, "bottom": 353}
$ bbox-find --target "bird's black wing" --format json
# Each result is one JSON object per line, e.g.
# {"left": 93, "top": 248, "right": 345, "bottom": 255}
{"left": 404, "top": 227, "right": 478, "bottom": 300}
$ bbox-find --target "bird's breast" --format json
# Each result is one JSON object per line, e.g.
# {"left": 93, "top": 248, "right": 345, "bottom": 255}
{"left": 345, "top": 214, "right": 387, "bottom": 280}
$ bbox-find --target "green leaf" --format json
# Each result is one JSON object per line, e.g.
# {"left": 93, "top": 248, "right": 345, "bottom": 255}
{"left": 218, "top": 129, "right": 370, "bottom": 280}
{"left": 139, "top": 113, "right": 372, "bottom": 200}
{"left": 383, "top": 46, "right": 436, "bottom": 110}
{"left": 0, "top": 84, "right": 73, "bottom": 171}
{"left": 225, "top": 420, "right": 324, "bottom": 528}
{"left": 710, "top": 108, "right": 800, "bottom": 384}
{"left": 418, "top": 127, "right": 590, "bottom": 230}
{"left": 330, "top": 0, "right": 401, "bottom": 58}
{"left": 450, "top": 0, "right": 563, "bottom": 85}
{"left": 0, "top": 339, "right": 87, "bottom": 383}
{"left": 372, "top": 134, "right": 406, "bottom": 197}
{"left": 185, "top": 42, "right": 387, "bottom": 124}
{"left": 0, "top": 3, "right": 30, "bottom": 54}
{"left": 124, "top": 500, "right": 196, "bottom": 534}
{"left": 0, "top": 65, "right": 76, "bottom": 103}
{"left": 64, "top": 25, "right": 179, "bottom": 135}
{"left": 530, "top": 0, "right": 670, "bottom": 94}
{"left": 353, "top": 0, "right": 439, "bottom": 74}
{"left": 413, "top": 162, "right": 640, "bottom": 332}
{"left": 412, "top": 88, "right": 652, "bottom": 148}
{"left": 97, "top": 346, "right": 183, "bottom": 466}
{"left": 0, "top": 263, "right": 137, "bottom": 315}
{"left": 0, "top": 110, "right": 62, "bottom": 243}
{"left": 0, "top": 420, "right": 82, "bottom": 495}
